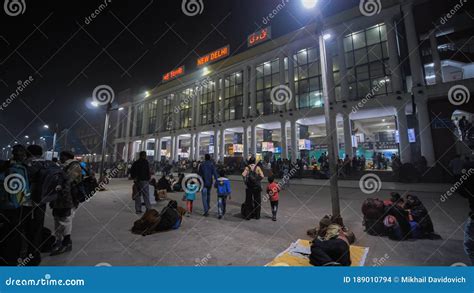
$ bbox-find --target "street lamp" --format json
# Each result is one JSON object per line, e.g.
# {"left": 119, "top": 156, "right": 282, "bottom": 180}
{"left": 44, "top": 124, "right": 58, "bottom": 159}
{"left": 91, "top": 101, "right": 123, "bottom": 180}
{"left": 302, "top": 0, "right": 341, "bottom": 222}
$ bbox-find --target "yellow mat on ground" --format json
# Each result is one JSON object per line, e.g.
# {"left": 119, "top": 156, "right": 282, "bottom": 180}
{"left": 266, "top": 239, "right": 369, "bottom": 267}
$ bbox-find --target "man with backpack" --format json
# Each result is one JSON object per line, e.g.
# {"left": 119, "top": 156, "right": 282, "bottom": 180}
{"left": 198, "top": 154, "right": 219, "bottom": 217}
{"left": 242, "top": 157, "right": 264, "bottom": 220}
{"left": 0, "top": 145, "right": 31, "bottom": 265}
{"left": 49, "top": 151, "right": 83, "bottom": 256}
{"left": 130, "top": 151, "right": 152, "bottom": 215}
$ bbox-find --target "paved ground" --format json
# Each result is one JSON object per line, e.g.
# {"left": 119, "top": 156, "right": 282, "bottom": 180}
{"left": 41, "top": 177, "right": 471, "bottom": 266}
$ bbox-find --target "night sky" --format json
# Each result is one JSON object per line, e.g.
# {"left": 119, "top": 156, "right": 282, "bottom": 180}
{"left": 0, "top": 0, "right": 462, "bottom": 148}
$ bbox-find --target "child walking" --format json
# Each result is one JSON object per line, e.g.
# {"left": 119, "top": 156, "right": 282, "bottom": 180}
{"left": 215, "top": 170, "right": 231, "bottom": 219}
{"left": 266, "top": 176, "right": 281, "bottom": 221}
{"left": 184, "top": 182, "right": 198, "bottom": 217}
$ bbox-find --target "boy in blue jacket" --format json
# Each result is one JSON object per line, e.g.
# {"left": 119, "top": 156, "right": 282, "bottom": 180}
{"left": 215, "top": 170, "right": 231, "bottom": 219}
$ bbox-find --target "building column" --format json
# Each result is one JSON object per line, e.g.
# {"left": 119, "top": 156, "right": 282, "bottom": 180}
{"left": 124, "top": 105, "right": 132, "bottom": 162}
{"left": 213, "top": 78, "right": 219, "bottom": 122}
{"left": 279, "top": 52, "right": 286, "bottom": 111}
{"left": 220, "top": 128, "right": 225, "bottom": 162}
{"left": 242, "top": 66, "right": 249, "bottom": 118}
{"left": 243, "top": 126, "right": 249, "bottom": 160}
{"left": 290, "top": 120, "right": 298, "bottom": 163}
{"left": 250, "top": 124, "right": 256, "bottom": 157}
{"left": 429, "top": 30, "right": 443, "bottom": 84}
{"left": 131, "top": 105, "right": 138, "bottom": 137}
{"left": 112, "top": 144, "right": 118, "bottom": 162}
{"left": 141, "top": 140, "right": 147, "bottom": 152}
{"left": 281, "top": 120, "right": 288, "bottom": 159}
{"left": 396, "top": 106, "right": 412, "bottom": 164}
{"left": 403, "top": 3, "right": 425, "bottom": 87}
{"left": 195, "top": 133, "right": 201, "bottom": 160}
{"left": 170, "top": 136, "right": 175, "bottom": 162}
{"left": 154, "top": 137, "right": 161, "bottom": 162}
{"left": 213, "top": 130, "right": 218, "bottom": 161}
{"left": 195, "top": 89, "right": 201, "bottom": 127}
{"left": 189, "top": 134, "right": 195, "bottom": 161}
{"left": 287, "top": 52, "right": 297, "bottom": 111}
{"left": 142, "top": 103, "right": 149, "bottom": 135}
{"left": 175, "top": 136, "right": 180, "bottom": 162}
{"left": 337, "top": 35, "right": 349, "bottom": 100}
{"left": 219, "top": 76, "right": 225, "bottom": 123}
{"left": 249, "top": 64, "right": 257, "bottom": 117}
{"left": 416, "top": 97, "right": 435, "bottom": 166}
{"left": 343, "top": 114, "right": 353, "bottom": 158}
{"left": 385, "top": 16, "right": 403, "bottom": 92}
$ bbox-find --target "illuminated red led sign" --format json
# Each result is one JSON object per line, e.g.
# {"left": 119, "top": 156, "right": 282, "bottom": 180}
{"left": 197, "top": 45, "right": 230, "bottom": 66}
{"left": 163, "top": 66, "right": 185, "bottom": 82}
{"left": 248, "top": 27, "right": 271, "bottom": 47}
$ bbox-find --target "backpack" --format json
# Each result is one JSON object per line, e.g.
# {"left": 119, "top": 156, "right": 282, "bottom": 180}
{"left": 245, "top": 165, "right": 260, "bottom": 190}
{"left": 0, "top": 162, "right": 31, "bottom": 209}
{"left": 38, "top": 162, "right": 68, "bottom": 204}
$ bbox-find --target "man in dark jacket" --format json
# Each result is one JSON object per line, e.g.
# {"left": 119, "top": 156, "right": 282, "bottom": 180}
{"left": 198, "top": 154, "right": 218, "bottom": 216}
{"left": 130, "top": 151, "right": 152, "bottom": 214}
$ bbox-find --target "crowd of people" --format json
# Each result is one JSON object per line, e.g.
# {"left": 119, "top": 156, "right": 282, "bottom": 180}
{"left": 0, "top": 144, "right": 98, "bottom": 266}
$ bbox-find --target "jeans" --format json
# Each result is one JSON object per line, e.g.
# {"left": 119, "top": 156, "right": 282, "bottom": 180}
{"left": 135, "top": 181, "right": 152, "bottom": 213}
{"left": 270, "top": 201, "right": 278, "bottom": 218}
{"left": 202, "top": 187, "right": 212, "bottom": 214}
{"left": 464, "top": 217, "right": 474, "bottom": 265}
{"left": 218, "top": 196, "right": 227, "bottom": 216}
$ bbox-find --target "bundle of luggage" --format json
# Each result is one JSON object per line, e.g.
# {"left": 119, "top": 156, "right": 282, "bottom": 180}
{"left": 362, "top": 193, "right": 441, "bottom": 240}
{"left": 131, "top": 200, "right": 186, "bottom": 236}
{"left": 306, "top": 215, "right": 356, "bottom": 266}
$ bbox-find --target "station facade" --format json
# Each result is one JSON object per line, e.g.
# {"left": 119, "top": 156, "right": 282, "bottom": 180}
{"left": 112, "top": 0, "right": 474, "bottom": 167}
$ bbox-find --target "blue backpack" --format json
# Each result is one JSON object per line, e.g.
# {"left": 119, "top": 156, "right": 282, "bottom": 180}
{"left": 0, "top": 162, "right": 31, "bottom": 209}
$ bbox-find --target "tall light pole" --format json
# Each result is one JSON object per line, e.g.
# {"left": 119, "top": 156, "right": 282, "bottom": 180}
{"left": 302, "top": 0, "right": 341, "bottom": 221}
{"left": 44, "top": 124, "right": 58, "bottom": 159}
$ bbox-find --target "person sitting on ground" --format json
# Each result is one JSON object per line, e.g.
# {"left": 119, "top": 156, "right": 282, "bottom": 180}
{"left": 309, "top": 224, "right": 354, "bottom": 266}
{"left": 132, "top": 200, "right": 184, "bottom": 236}
{"left": 404, "top": 194, "right": 440, "bottom": 239}
{"left": 383, "top": 192, "right": 404, "bottom": 207}
{"left": 155, "top": 174, "right": 171, "bottom": 199}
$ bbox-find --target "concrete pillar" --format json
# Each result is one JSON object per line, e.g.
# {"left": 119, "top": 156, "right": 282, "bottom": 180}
{"left": 242, "top": 66, "right": 249, "bottom": 118}
{"left": 132, "top": 105, "right": 138, "bottom": 137}
{"left": 170, "top": 136, "right": 175, "bottom": 163}
{"left": 195, "top": 88, "right": 201, "bottom": 127}
{"left": 124, "top": 105, "right": 132, "bottom": 162}
{"left": 112, "top": 144, "right": 118, "bottom": 162}
{"left": 175, "top": 136, "right": 180, "bottom": 162}
{"left": 154, "top": 137, "right": 161, "bottom": 162}
{"left": 220, "top": 128, "right": 225, "bottom": 162}
{"left": 156, "top": 99, "right": 163, "bottom": 133}
{"left": 403, "top": 3, "right": 425, "bottom": 87}
{"left": 343, "top": 114, "right": 353, "bottom": 158}
{"left": 279, "top": 53, "right": 286, "bottom": 111}
{"left": 213, "top": 129, "right": 218, "bottom": 161}
{"left": 429, "top": 30, "right": 443, "bottom": 84}
{"left": 337, "top": 35, "right": 349, "bottom": 100}
{"left": 195, "top": 133, "right": 201, "bottom": 160}
{"left": 287, "top": 52, "right": 297, "bottom": 110}
{"left": 281, "top": 120, "right": 288, "bottom": 159}
{"left": 396, "top": 106, "right": 412, "bottom": 164}
{"left": 190, "top": 134, "right": 195, "bottom": 161}
{"left": 219, "top": 76, "right": 225, "bottom": 122}
{"left": 243, "top": 126, "right": 249, "bottom": 160}
{"left": 323, "top": 39, "right": 336, "bottom": 104}
{"left": 416, "top": 97, "right": 435, "bottom": 166}
{"left": 290, "top": 120, "right": 298, "bottom": 163}
{"left": 142, "top": 102, "right": 149, "bottom": 135}
{"left": 249, "top": 64, "right": 257, "bottom": 117}
{"left": 250, "top": 124, "right": 256, "bottom": 157}
{"left": 385, "top": 17, "right": 403, "bottom": 92}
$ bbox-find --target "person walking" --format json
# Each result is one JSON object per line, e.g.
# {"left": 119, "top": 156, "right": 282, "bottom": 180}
{"left": 215, "top": 170, "right": 231, "bottom": 219}
{"left": 266, "top": 175, "right": 280, "bottom": 221}
{"left": 130, "top": 151, "right": 152, "bottom": 214}
{"left": 198, "top": 154, "right": 218, "bottom": 217}
{"left": 242, "top": 157, "right": 264, "bottom": 220}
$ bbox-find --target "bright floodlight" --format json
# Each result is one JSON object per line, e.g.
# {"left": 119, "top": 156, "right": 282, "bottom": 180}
{"left": 302, "top": 0, "right": 318, "bottom": 9}
{"left": 323, "top": 33, "right": 331, "bottom": 40}
{"left": 91, "top": 101, "right": 99, "bottom": 107}
{"left": 118, "top": 107, "right": 124, "bottom": 111}
{"left": 24, "top": 135, "right": 29, "bottom": 139}
{"left": 43, "top": 124, "right": 49, "bottom": 129}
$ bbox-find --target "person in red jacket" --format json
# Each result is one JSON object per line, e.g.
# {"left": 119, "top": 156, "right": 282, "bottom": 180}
{"left": 266, "top": 176, "right": 281, "bottom": 221}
